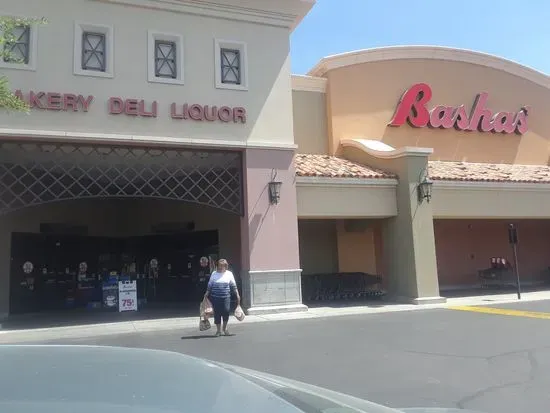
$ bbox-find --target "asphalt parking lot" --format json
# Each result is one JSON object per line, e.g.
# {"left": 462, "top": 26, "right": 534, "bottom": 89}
{"left": 487, "top": 299, "right": 550, "bottom": 312}
{"left": 11, "top": 299, "right": 550, "bottom": 413}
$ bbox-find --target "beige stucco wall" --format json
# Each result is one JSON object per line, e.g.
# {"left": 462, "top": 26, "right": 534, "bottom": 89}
{"left": 0, "top": 198, "right": 240, "bottom": 317}
{"left": 305, "top": 49, "right": 550, "bottom": 246}
{"left": 335, "top": 221, "right": 377, "bottom": 274}
{"left": 1, "top": 0, "right": 296, "bottom": 147}
{"left": 297, "top": 219, "right": 380, "bottom": 277}
{"left": 432, "top": 183, "right": 550, "bottom": 218}
{"left": 322, "top": 57, "right": 550, "bottom": 164}
{"left": 342, "top": 145, "right": 440, "bottom": 300}
{"left": 296, "top": 180, "right": 398, "bottom": 218}
{"left": 292, "top": 89, "right": 329, "bottom": 154}
{"left": 297, "top": 219, "right": 338, "bottom": 275}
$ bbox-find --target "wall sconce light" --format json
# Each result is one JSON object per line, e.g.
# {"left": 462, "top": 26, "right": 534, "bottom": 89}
{"left": 268, "top": 170, "right": 282, "bottom": 205}
{"left": 417, "top": 176, "right": 433, "bottom": 203}
{"left": 268, "top": 181, "right": 282, "bottom": 205}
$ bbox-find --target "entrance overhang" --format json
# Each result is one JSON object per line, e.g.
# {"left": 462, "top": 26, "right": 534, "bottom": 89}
{"left": 296, "top": 176, "right": 398, "bottom": 218}
{"left": 294, "top": 153, "right": 398, "bottom": 219}
{"left": 433, "top": 181, "right": 550, "bottom": 219}
{"left": 0, "top": 141, "right": 243, "bottom": 216}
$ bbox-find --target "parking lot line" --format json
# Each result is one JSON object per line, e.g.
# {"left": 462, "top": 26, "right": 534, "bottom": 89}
{"left": 448, "top": 305, "right": 550, "bottom": 320}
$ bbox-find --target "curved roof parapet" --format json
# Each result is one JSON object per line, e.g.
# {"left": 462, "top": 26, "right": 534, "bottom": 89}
{"left": 308, "top": 46, "right": 550, "bottom": 89}
{"left": 341, "top": 138, "right": 433, "bottom": 159}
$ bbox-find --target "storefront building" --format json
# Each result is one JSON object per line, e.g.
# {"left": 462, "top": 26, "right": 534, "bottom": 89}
{"left": 3, "top": 0, "right": 550, "bottom": 319}
{"left": 293, "top": 46, "right": 550, "bottom": 301}
{"left": 0, "top": 0, "right": 314, "bottom": 318}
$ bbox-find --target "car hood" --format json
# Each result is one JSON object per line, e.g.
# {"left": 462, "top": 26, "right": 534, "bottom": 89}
{"left": 0, "top": 345, "right": 485, "bottom": 413}
{"left": 400, "top": 410, "right": 484, "bottom": 413}
{"left": 213, "top": 362, "right": 486, "bottom": 413}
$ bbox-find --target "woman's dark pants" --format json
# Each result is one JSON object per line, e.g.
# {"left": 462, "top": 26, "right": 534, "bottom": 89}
{"left": 211, "top": 296, "right": 230, "bottom": 325}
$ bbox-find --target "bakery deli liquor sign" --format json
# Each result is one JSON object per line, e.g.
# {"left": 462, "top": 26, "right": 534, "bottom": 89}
{"left": 389, "top": 83, "right": 529, "bottom": 135}
{"left": 13, "top": 90, "right": 247, "bottom": 124}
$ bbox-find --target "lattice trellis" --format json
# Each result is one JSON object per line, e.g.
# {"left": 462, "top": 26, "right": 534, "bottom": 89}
{"left": 0, "top": 142, "right": 243, "bottom": 215}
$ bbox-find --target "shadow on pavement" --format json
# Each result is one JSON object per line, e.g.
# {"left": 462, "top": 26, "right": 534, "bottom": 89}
{"left": 181, "top": 333, "right": 237, "bottom": 340}
{"left": 303, "top": 297, "right": 387, "bottom": 309}
{"left": 180, "top": 335, "right": 216, "bottom": 340}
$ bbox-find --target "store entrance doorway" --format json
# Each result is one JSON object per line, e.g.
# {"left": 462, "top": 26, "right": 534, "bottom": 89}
{"left": 0, "top": 140, "right": 243, "bottom": 318}
{"left": 9, "top": 230, "right": 219, "bottom": 315}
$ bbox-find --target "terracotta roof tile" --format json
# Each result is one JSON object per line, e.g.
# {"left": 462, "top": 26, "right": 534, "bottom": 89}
{"left": 429, "top": 161, "right": 550, "bottom": 183}
{"left": 295, "top": 154, "right": 395, "bottom": 179}
{"left": 295, "top": 155, "right": 550, "bottom": 183}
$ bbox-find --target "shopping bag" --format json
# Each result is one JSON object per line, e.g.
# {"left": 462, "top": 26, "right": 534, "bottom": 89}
{"left": 204, "top": 298, "right": 213, "bottom": 317}
{"left": 199, "top": 297, "right": 213, "bottom": 332}
{"left": 200, "top": 297, "right": 214, "bottom": 319}
{"left": 234, "top": 305, "right": 245, "bottom": 322}
{"left": 199, "top": 318, "right": 211, "bottom": 331}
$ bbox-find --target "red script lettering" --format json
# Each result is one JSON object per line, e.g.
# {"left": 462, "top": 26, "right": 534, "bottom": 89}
{"left": 388, "top": 83, "right": 529, "bottom": 135}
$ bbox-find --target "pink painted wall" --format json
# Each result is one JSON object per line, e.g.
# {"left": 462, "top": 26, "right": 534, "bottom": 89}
{"left": 434, "top": 219, "right": 550, "bottom": 287}
{"left": 240, "top": 148, "right": 300, "bottom": 271}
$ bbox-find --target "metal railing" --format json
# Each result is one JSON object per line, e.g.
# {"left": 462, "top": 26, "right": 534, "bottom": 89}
{"left": 302, "top": 272, "right": 384, "bottom": 301}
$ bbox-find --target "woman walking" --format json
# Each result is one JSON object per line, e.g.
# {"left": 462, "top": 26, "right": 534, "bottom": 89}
{"left": 204, "top": 259, "right": 240, "bottom": 336}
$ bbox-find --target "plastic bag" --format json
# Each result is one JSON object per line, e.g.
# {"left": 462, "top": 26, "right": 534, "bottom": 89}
{"left": 199, "top": 318, "right": 211, "bottom": 331}
{"left": 200, "top": 297, "right": 213, "bottom": 318}
{"left": 234, "top": 305, "right": 245, "bottom": 322}
{"left": 199, "top": 297, "right": 214, "bottom": 332}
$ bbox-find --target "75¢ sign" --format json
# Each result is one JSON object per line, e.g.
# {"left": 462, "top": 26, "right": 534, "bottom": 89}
{"left": 118, "top": 281, "right": 138, "bottom": 312}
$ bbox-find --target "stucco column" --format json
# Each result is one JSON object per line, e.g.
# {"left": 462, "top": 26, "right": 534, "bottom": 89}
{"left": 240, "top": 148, "right": 307, "bottom": 314}
{"left": 382, "top": 152, "right": 444, "bottom": 304}
{"left": 342, "top": 144, "right": 445, "bottom": 304}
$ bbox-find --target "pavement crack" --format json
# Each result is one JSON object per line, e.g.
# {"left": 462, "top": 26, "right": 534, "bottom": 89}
{"left": 404, "top": 349, "right": 485, "bottom": 359}
{"left": 526, "top": 349, "right": 539, "bottom": 382}
{"left": 456, "top": 350, "right": 539, "bottom": 409}
{"left": 487, "top": 348, "right": 530, "bottom": 361}
{"left": 456, "top": 378, "right": 527, "bottom": 409}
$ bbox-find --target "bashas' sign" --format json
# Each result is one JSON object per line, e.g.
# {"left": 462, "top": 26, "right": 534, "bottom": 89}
{"left": 388, "top": 83, "right": 529, "bottom": 135}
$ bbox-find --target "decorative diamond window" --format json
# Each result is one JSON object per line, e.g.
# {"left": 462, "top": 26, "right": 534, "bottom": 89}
{"left": 154, "top": 40, "right": 177, "bottom": 79}
{"left": 220, "top": 48, "right": 241, "bottom": 85}
{"left": 3, "top": 25, "right": 30, "bottom": 64}
{"left": 0, "top": 143, "right": 243, "bottom": 216}
{"left": 82, "top": 32, "right": 106, "bottom": 72}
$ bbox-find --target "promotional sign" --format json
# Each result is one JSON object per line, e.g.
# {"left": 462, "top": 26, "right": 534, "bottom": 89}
{"left": 118, "top": 280, "right": 138, "bottom": 312}
{"left": 389, "top": 83, "right": 529, "bottom": 135}
{"left": 102, "top": 282, "right": 119, "bottom": 310}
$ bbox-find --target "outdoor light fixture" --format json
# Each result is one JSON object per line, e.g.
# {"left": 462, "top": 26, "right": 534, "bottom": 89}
{"left": 268, "top": 181, "right": 282, "bottom": 205}
{"left": 417, "top": 176, "right": 433, "bottom": 203}
{"left": 268, "top": 169, "right": 282, "bottom": 205}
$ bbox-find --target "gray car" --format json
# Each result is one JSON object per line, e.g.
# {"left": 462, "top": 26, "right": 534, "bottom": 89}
{"left": 0, "top": 345, "right": 483, "bottom": 413}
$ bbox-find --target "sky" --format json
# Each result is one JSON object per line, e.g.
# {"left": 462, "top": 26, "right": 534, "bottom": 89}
{"left": 290, "top": 0, "right": 550, "bottom": 75}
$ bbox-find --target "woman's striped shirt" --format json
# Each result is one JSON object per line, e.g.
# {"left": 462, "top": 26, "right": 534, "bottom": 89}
{"left": 207, "top": 270, "right": 237, "bottom": 299}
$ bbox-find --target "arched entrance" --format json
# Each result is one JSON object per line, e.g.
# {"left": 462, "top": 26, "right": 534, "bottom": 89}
{"left": 0, "top": 141, "right": 243, "bottom": 316}
{"left": 0, "top": 141, "right": 242, "bottom": 215}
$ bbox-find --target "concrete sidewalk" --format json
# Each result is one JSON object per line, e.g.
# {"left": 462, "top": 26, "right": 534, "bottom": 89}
{"left": 1, "top": 290, "right": 549, "bottom": 343}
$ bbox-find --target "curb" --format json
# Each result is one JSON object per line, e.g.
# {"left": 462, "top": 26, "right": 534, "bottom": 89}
{"left": 1, "top": 291, "right": 549, "bottom": 343}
